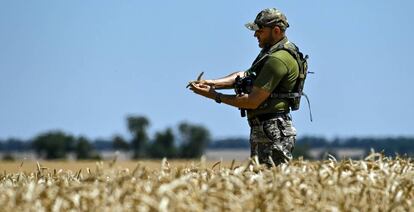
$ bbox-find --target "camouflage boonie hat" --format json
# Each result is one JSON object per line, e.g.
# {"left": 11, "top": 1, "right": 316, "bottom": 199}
{"left": 245, "top": 8, "right": 289, "bottom": 31}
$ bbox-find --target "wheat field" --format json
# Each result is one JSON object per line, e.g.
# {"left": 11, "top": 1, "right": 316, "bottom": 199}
{"left": 1, "top": 153, "right": 413, "bottom": 211}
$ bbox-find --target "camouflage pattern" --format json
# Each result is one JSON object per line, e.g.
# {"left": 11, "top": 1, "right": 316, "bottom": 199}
{"left": 249, "top": 114, "right": 296, "bottom": 167}
{"left": 245, "top": 8, "right": 289, "bottom": 31}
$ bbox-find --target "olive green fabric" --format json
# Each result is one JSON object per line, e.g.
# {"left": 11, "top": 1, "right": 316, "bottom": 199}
{"left": 247, "top": 48, "right": 299, "bottom": 118}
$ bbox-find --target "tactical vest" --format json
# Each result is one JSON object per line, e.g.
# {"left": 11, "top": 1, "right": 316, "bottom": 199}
{"left": 246, "top": 39, "right": 312, "bottom": 120}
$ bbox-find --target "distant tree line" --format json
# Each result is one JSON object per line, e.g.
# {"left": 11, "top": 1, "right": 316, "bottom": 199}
{"left": 0, "top": 115, "right": 210, "bottom": 160}
{"left": 209, "top": 136, "right": 414, "bottom": 158}
{"left": 2, "top": 120, "right": 414, "bottom": 160}
{"left": 297, "top": 136, "right": 414, "bottom": 157}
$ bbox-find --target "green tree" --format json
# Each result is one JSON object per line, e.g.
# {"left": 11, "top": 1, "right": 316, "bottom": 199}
{"left": 2, "top": 154, "right": 15, "bottom": 161}
{"left": 112, "top": 134, "right": 129, "bottom": 151}
{"left": 149, "top": 128, "right": 176, "bottom": 158}
{"left": 32, "top": 131, "right": 75, "bottom": 159}
{"left": 4, "top": 138, "right": 28, "bottom": 151}
{"left": 75, "top": 136, "right": 93, "bottom": 159}
{"left": 127, "top": 115, "right": 150, "bottom": 158}
{"left": 292, "top": 143, "right": 312, "bottom": 159}
{"left": 178, "top": 122, "right": 210, "bottom": 158}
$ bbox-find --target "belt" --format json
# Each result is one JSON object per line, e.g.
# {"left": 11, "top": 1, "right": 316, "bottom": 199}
{"left": 248, "top": 111, "right": 290, "bottom": 126}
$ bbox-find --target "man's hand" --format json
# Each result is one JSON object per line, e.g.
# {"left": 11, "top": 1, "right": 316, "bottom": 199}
{"left": 194, "top": 79, "right": 215, "bottom": 86}
{"left": 189, "top": 82, "right": 217, "bottom": 99}
{"left": 186, "top": 79, "right": 214, "bottom": 88}
{"left": 186, "top": 72, "right": 209, "bottom": 88}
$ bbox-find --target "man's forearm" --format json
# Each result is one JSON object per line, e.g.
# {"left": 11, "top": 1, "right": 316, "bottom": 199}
{"left": 214, "top": 86, "right": 270, "bottom": 109}
{"left": 209, "top": 71, "right": 245, "bottom": 89}
{"left": 219, "top": 93, "right": 258, "bottom": 109}
{"left": 190, "top": 81, "right": 269, "bottom": 109}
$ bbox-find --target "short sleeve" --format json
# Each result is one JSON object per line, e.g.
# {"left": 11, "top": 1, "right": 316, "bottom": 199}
{"left": 253, "top": 56, "right": 289, "bottom": 92}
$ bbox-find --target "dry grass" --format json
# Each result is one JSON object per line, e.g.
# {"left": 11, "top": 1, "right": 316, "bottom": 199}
{"left": 0, "top": 159, "right": 233, "bottom": 173}
{"left": 1, "top": 153, "right": 413, "bottom": 211}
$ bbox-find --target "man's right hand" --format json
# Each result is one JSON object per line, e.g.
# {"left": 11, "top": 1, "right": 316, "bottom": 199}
{"left": 187, "top": 72, "right": 209, "bottom": 88}
{"left": 196, "top": 79, "right": 215, "bottom": 86}
{"left": 186, "top": 79, "right": 215, "bottom": 88}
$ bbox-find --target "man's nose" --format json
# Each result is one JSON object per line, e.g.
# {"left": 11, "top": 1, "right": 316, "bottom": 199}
{"left": 254, "top": 31, "right": 259, "bottom": 37}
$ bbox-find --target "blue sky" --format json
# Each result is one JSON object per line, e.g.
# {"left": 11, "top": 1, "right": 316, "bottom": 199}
{"left": 1, "top": 0, "right": 414, "bottom": 140}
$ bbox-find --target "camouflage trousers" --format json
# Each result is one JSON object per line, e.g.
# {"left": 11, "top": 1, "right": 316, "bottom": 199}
{"left": 248, "top": 113, "right": 296, "bottom": 167}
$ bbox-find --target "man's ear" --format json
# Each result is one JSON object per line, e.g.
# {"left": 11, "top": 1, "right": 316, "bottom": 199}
{"left": 272, "top": 26, "right": 281, "bottom": 35}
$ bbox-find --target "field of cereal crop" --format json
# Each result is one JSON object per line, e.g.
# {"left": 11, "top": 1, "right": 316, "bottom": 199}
{"left": 1, "top": 153, "right": 413, "bottom": 211}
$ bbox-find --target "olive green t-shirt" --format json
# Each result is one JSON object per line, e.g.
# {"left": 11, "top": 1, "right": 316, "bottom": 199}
{"left": 247, "top": 49, "right": 299, "bottom": 118}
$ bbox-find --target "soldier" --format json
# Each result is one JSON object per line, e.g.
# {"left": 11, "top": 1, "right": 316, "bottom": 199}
{"left": 189, "top": 8, "right": 307, "bottom": 167}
